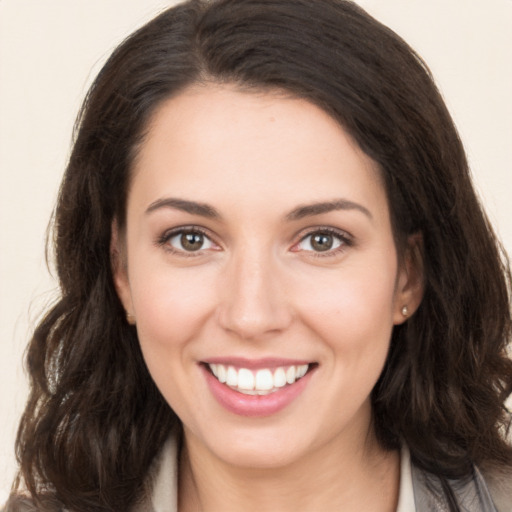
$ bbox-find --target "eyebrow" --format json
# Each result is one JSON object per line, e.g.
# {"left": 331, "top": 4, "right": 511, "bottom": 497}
{"left": 285, "top": 199, "right": 373, "bottom": 221}
{"left": 145, "top": 197, "right": 372, "bottom": 222}
{"left": 146, "top": 198, "right": 221, "bottom": 218}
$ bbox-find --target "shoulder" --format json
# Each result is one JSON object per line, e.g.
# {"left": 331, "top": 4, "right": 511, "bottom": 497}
{"left": 3, "top": 437, "right": 180, "bottom": 512}
{"left": 131, "top": 435, "right": 179, "bottom": 512}
{"left": 482, "top": 466, "right": 512, "bottom": 512}
{"left": 411, "top": 459, "right": 512, "bottom": 512}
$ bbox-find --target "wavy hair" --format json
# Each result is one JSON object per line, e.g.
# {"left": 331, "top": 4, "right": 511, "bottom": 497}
{"left": 9, "top": 0, "right": 512, "bottom": 510}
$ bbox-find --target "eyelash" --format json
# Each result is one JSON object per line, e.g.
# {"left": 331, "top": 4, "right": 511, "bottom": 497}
{"left": 156, "top": 226, "right": 217, "bottom": 257}
{"left": 156, "top": 226, "right": 353, "bottom": 257}
{"left": 293, "top": 227, "right": 353, "bottom": 258}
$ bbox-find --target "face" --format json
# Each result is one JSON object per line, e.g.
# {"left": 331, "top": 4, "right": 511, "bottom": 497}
{"left": 114, "top": 85, "right": 422, "bottom": 470}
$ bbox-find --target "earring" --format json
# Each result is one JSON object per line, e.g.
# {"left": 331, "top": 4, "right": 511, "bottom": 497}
{"left": 126, "top": 312, "right": 136, "bottom": 325}
{"left": 401, "top": 306, "right": 409, "bottom": 317}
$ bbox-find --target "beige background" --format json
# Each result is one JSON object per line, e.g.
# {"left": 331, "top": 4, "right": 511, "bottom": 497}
{"left": 1, "top": 0, "right": 511, "bottom": 500}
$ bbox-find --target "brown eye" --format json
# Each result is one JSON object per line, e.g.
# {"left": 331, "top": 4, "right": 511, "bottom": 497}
{"left": 166, "top": 230, "right": 214, "bottom": 253}
{"left": 181, "top": 232, "right": 204, "bottom": 251}
{"left": 311, "top": 233, "right": 334, "bottom": 252}
{"left": 295, "top": 230, "right": 347, "bottom": 254}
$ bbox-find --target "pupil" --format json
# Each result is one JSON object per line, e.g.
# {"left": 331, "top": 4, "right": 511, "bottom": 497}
{"left": 311, "top": 234, "right": 333, "bottom": 252}
{"left": 181, "top": 232, "right": 203, "bottom": 251}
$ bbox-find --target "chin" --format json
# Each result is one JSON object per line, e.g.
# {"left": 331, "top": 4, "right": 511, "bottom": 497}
{"left": 192, "top": 420, "right": 321, "bottom": 471}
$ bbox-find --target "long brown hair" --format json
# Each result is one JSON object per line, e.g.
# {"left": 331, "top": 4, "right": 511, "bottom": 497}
{"left": 9, "top": 0, "right": 512, "bottom": 510}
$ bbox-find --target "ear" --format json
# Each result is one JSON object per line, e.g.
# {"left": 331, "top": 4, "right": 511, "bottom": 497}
{"left": 393, "top": 233, "right": 424, "bottom": 325}
{"left": 111, "top": 220, "right": 135, "bottom": 322}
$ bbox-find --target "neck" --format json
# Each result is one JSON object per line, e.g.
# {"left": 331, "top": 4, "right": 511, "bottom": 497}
{"left": 178, "top": 425, "right": 400, "bottom": 512}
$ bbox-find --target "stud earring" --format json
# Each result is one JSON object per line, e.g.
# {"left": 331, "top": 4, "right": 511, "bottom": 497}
{"left": 126, "top": 312, "right": 136, "bottom": 325}
{"left": 401, "top": 306, "right": 409, "bottom": 317}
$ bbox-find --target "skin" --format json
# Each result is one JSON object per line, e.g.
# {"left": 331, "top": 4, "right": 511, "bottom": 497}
{"left": 114, "top": 84, "right": 423, "bottom": 511}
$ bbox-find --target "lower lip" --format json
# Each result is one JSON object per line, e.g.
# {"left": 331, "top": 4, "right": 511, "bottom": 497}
{"left": 202, "top": 365, "right": 314, "bottom": 417}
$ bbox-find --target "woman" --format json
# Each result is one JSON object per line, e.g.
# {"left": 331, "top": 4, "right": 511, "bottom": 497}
{"left": 5, "top": 0, "right": 512, "bottom": 510}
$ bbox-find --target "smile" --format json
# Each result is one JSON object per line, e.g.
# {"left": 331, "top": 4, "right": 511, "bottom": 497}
{"left": 202, "top": 359, "right": 316, "bottom": 417}
{"left": 208, "top": 363, "right": 309, "bottom": 395}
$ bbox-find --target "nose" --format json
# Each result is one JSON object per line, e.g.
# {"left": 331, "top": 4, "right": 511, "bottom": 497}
{"left": 216, "top": 248, "right": 293, "bottom": 340}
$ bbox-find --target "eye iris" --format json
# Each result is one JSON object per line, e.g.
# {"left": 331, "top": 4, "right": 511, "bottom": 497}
{"left": 181, "top": 232, "right": 204, "bottom": 251}
{"left": 311, "top": 233, "right": 333, "bottom": 251}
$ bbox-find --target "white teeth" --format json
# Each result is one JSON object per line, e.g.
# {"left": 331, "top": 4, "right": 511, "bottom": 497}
{"left": 273, "top": 367, "right": 287, "bottom": 388}
{"left": 217, "top": 364, "right": 227, "bottom": 383}
{"left": 238, "top": 368, "right": 255, "bottom": 390}
{"left": 255, "top": 369, "right": 273, "bottom": 391}
{"left": 208, "top": 363, "right": 310, "bottom": 394}
{"left": 226, "top": 366, "right": 238, "bottom": 387}
{"left": 286, "top": 366, "right": 296, "bottom": 384}
{"left": 296, "top": 364, "right": 308, "bottom": 378}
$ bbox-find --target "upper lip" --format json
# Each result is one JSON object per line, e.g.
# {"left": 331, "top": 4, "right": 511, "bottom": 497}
{"left": 201, "top": 357, "right": 314, "bottom": 370}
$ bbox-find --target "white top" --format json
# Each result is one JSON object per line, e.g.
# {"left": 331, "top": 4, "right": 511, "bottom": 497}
{"left": 396, "top": 445, "right": 416, "bottom": 512}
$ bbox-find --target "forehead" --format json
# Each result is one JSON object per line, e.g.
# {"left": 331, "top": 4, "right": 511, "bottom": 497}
{"left": 129, "top": 84, "right": 387, "bottom": 220}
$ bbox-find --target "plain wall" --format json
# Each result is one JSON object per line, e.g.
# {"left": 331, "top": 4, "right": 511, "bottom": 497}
{"left": 1, "top": 0, "right": 511, "bottom": 500}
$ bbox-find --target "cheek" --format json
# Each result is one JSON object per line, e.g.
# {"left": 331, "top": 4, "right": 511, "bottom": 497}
{"left": 127, "top": 266, "right": 218, "bottom": 415}
{"left": 128, "top": 264, "right": 217, "bottom": 356}
{"left": 295, "top": 259, "right": 398, "bottom": 357}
